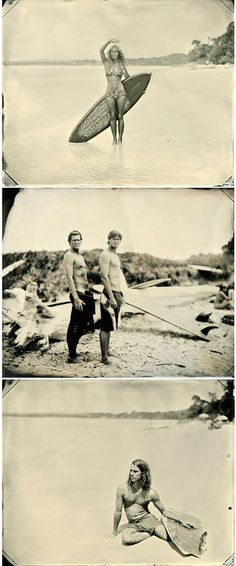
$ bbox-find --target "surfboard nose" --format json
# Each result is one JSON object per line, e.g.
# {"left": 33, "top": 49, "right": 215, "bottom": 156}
{"left": 139, "top": 72, "right": 152, "bottom": 88}
{"left": 130, "top": 73, "right": 152, "bottom": 89}
{"left": 123, "top": 73, "right": 152, "bottom": 105}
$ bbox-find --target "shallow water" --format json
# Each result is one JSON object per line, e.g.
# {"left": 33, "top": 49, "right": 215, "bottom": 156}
{"left": 3, "top": 415, "right": 233, "bottom": 564}
{"left": 3, "top": 65, "right": 233, "bottom": 187}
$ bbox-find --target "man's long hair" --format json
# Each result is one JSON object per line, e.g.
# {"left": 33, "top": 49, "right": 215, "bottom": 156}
{"left": 127, "top": 459, "right": 152, "bottom": 490}
{"left": 107, "top": 45, "right": 126, "bottom": 64}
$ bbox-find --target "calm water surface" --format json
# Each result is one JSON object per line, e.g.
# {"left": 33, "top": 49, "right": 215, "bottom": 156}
{"left": 3, "top": 65, "right": 233, "bottom": 187}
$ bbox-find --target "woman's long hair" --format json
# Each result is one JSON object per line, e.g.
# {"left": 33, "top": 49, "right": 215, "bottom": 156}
{"left": 107, "top": 45, "right": 126, "bottom": 64}
{"left": 127, "top": 459, "right": 152, "bottom": 490}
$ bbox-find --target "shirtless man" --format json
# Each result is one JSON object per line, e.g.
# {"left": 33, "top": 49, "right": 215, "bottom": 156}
{"left": 99, "top": 230, "right": 124, "bottom": 364}
{"left": 113, "top": 459, "right": 197, "bottom": 546}
{"left": 63, "top": 230, "right": 95, "bottom": 363}
{"left": 214, "top": 284, "right": 232, "bottom": 310}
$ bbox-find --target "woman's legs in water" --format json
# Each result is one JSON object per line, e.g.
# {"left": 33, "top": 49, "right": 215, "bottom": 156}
{"left": 117, "top": 95, "right": 126, "bottom": 143}
{"left": 105, "top": 97, "right": 117, "bottom": 143}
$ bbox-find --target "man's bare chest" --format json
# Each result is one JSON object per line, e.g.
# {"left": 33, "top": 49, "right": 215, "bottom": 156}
{"left": 110, "top": 255, "right": 120, "bottom": 269}
{"left": 73, "top": 255, "right": 86, "bottom": 270}
{"left": 124, "top": 489, "right": 151, "bottom": 506}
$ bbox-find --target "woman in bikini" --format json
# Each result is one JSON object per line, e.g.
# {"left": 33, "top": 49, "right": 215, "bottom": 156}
{"left": 100, "top": 39, "right": 130, "bottom": 144}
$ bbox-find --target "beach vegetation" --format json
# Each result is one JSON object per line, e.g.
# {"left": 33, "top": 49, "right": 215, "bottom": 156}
{"left": 3, "top": 243, "right": 233, "bottom": 302}
{"left": 188, "top": 22, "right": 234, "bottom": 65}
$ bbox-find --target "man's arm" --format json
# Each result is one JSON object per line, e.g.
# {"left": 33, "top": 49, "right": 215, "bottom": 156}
{"left": 63, "top": 254, "right": 84, "bottom": 311}
{"left": 221, "top": 291, "right": 230, "bottom": 301}
{"left": 113, "top": 485, "right": 124, "bottom": 535}
{"left": 99, "top": 252, "right": 117, "bottom": 307}
{"left": 151, "top": 490, "right": 196, "bottom": 528}
{"left": 151, "top": 489, "right": 165, "bottom": 514}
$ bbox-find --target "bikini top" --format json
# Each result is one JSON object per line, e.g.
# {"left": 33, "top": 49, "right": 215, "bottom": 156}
{"left": 104, "top": 61, "right": 124, "bottom": 77}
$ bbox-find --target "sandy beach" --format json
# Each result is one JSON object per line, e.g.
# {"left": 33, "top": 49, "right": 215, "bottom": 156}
{"left": 3, "top": 380, "right": 234, "bottom": 565}
{"left": 3, "top": 294, "right": 234, "bottom": 378}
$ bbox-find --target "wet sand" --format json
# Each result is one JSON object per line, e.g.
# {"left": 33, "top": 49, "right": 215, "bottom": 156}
{"left": 3, "top": 297, "right": 234, "bottom": 377}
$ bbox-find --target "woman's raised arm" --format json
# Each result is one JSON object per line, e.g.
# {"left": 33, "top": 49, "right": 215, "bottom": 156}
{"left": 99, "top": 39, "right": 120, "bottom": 63}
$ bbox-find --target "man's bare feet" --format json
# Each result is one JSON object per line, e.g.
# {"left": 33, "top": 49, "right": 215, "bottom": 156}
{"left": 66, "top": 355, "right": 80, "bottom": 364}
{"left": 101, "top": 356, "right": 112, "bottom": 365}
{"left": 107, "top": 349, "right": 117, "bottom": 357}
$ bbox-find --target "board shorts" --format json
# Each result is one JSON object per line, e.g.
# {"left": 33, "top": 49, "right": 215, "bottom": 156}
{"left": 69, "top": 291, "right": 95, "bottom": 335}
{"left": 100, "top": 290, "right": 123, "bottom": 332}
{"left": 106, "top": 85, "right": 126, "bottom": 100}
{"left": 127, "top": 513, "right": 161, "bottom": 536}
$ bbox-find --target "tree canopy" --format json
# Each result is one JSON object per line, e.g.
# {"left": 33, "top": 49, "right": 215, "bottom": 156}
{"left": 188, "top": 22, "right": 234, "bottom": 65}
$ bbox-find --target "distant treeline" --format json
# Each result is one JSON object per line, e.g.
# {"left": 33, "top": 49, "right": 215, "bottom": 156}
{"left": 189, "top": 381, "right": 234, "bottom": 422}
{"left": 3, "top": 23, "right": 233, "bottom": 67}
{"left": 3, "top": 239, "right": 233, "bottom": 302}
{"left": 3, "top": 381, "right": 234, "bottom": 422}
{"left": 4, "top": 55, "right": 188, "bottom": 66}
{"left": 188, "top": 21, "right": 234, "bottom": 65}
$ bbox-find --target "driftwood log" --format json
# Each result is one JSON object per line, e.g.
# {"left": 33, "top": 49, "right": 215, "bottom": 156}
{"left": 3, "top": 283, "right": 59, "bottom": 351}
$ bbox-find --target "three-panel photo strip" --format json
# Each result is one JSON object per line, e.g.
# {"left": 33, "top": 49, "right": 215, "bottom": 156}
{"left": 2, "top": 1, "right": 234, "bottom": 565}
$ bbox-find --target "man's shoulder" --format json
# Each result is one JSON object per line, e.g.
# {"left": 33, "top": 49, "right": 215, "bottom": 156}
{"left": 149, "top": 486, "right": 159, "bottom": 500}
{"left": 64, "top": 249, "right": 72, "bottom": 258}
{"left": 117, "top": 482, "right": 126, "bottom": 494}
{"left": 99, "top": 248, "right": 110, "bottom": 259}
{"left": 63, "top": 249, "right": 74, "bottom": 263}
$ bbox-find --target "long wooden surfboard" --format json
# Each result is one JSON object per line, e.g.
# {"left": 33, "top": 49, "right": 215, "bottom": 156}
{"left": 68, "top": 73, "right": 151, "bottom": 142}
{"left": 125, "top": 300, "right": 218, "bottom": 342}
{"left": 162, "top": 510, "right": 207, "bottom": 557}
{"left": 90, "top": 286, "right": 217, "bottom": 341}
{"left": 2, "top": 260, "right": 25, "bottom": 278}
{"left": 131, "top": 278, "right": 171, "bottom": 289}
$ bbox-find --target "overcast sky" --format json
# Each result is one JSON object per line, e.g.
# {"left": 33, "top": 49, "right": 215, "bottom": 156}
{"left": 3, "top": 188, "right": 233, "bottom": 259}
{"left": 3, "top": 379, "right": 225, "bottom": 414}
{"left": 3, "top": 0, "right": 232, "bottom": 61}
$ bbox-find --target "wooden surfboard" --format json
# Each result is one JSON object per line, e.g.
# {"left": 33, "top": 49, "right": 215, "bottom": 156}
{"left": 124, "top": 294, "right": 218, "bottom": 342}
{"left": 68, "top": 73, "right": 151, "bottom": 142}
{"left": 2, "top": 259, "right": 25, "bottom": 278}
{"left": 131, "top": 278, "right": 171, "bottom": 289}
{"left": 162, "top": 510, "right": 207, "bottom": 557}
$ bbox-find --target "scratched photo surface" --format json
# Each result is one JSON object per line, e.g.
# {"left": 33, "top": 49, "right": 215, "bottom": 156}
{"left": 3, "top": 378, "right": 234, "bottom": 566}
{"left": 2, "top": 187, "right": 234, "bottom": 378}
{"left": 3, "top": 0, "right": 233, "bottom": 188}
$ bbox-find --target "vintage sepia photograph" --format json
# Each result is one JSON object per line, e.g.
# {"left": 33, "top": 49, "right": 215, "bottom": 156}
{"left": 3, "top": 378, "right": 234, "bottom": 565}
{"left": 3, "top": 0, "right": 233, "bottom": 188}
{"left": 2, "top": 187, "right": 234, "bottom": 378}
